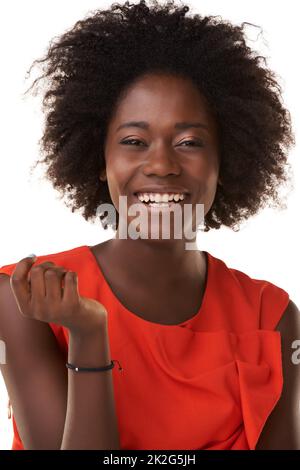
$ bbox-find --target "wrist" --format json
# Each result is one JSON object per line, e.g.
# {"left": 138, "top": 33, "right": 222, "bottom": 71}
{"left": 68, "top": 323, "right": 111, "bottom": 368}
{"left": 68, "top": 320, "right": 108, "bottom": 341}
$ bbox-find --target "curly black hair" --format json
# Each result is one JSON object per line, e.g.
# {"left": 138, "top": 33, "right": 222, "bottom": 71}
{"left": 26, "top": 0, "right": 295, "bottom": 232}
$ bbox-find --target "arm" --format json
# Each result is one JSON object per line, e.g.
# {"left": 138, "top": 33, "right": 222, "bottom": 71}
{"left": 255, "top": 299, "right": 300, "bottom": 450}
{"left": 0, "top": 274, "right": 68, "bottom": 449}
{"left": 0, "top": 257, "right": 120, "bottom": 450}
{"left": 61, "top": 325, "right": 120, "bottom": 450}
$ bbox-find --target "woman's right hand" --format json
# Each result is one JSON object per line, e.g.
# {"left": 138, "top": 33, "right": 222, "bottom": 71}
{"left": 10, "top": 256, "right": 108, "bottom": 336}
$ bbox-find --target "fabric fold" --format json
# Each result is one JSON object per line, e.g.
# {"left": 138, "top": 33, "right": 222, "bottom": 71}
{"left": 234, "top": 330, "right": 283, "bottom": 450}
{"left": 0, "top": 245, "right": 288, "bottom": 450}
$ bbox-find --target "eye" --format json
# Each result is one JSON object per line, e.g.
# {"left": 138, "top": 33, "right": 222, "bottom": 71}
{"left": 120, "top": 138, "right": 204, "bottom": 147}
{"left": 179, "top": 140, "right": 204, "bottom": 147}
{"left": 120, "top": 138, "right": 145, "bottom": 146}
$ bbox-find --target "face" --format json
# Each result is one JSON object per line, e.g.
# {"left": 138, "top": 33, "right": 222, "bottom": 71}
{"left": 101, "top": 73, "right": 220, "bottom": 242}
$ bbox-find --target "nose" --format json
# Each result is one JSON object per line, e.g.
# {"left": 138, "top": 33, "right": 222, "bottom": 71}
{"left": 142, "top": 144, "right": 181, "bottom": 177}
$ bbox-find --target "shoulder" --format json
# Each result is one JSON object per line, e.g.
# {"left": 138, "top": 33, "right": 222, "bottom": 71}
{"left": 255, "top": 299, "right": 300, "bottom": 449}
{"left": 210, "top": 252, "right": 288, "bottom": 299}
{"left": 276, "top": 299, "right": 300, "bottom": 334}
{"left": 276, "top": 299, "right": 300, "bottom": 361}
{"left": 0, "top": 245, "right": 88, "bottom": 278}
{"left": 275, "top": 299, "right": 300, "bottom": 411}
{"left": 210, "top": 253, "right": 290, "bottom": 330}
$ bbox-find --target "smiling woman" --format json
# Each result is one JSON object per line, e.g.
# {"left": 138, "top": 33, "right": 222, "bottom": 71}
{"left": 0, "top": 0, "right": 299, "bottom": 452}
{"left": 102, "top": 72, "right": 220, "bottom": 243}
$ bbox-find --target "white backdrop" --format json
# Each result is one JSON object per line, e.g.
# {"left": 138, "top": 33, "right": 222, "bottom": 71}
{"left": 0, "top": 0, "right": 299, "bottom": 450}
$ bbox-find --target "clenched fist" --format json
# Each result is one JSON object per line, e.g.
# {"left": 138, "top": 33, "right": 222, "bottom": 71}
{"left": 10, "top": 256, "right": 108, "bottom": 336}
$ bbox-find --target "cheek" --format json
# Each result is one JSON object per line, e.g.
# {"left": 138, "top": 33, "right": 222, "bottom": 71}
{"left": 197, "top": 150, "right": 219, "bottom": 176}
{"left": 106, "top": 173, "right": 120, "bottom": 210}
{"left": 105, "top": 160, "right": 132, "bottom": 209}
{"left": 190, "top": 154, "right": 219, "bottom": 187}
{"left": 190, "top": 157, "right": 219, "bottom": 211}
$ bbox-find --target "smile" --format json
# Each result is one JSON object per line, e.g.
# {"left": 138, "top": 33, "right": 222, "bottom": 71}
{"left": 133, "top": 193, "right": 189, "bottom": 211}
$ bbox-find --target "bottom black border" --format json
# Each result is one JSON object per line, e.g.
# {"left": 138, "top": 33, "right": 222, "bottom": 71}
{"left": 0, "top": 449, "right": 300, "bottom": 466}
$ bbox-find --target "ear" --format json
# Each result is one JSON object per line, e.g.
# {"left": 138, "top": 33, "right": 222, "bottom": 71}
{"left": 99, "top": 169, "right": 107, "bottom": 182}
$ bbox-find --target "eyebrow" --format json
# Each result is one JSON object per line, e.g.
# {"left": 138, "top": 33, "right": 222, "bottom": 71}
{"left": 116, "top": 121, "right": 210, "bottom": 132}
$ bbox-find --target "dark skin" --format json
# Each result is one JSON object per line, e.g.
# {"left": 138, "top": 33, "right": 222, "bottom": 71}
{"left": 92, "top": 72, "right": 300, "bottom": 447}
{"left": 96, "top": 73, "right": 219, "bottom": 324}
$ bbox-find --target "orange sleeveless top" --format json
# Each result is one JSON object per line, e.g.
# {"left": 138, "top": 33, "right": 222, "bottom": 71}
{"left": 0, "top": 245, "right": 290, "bottom": 450}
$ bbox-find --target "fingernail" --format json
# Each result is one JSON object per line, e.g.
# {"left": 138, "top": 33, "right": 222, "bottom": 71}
{"left": 27, "top": 253, "right": 37, "bottom": 260}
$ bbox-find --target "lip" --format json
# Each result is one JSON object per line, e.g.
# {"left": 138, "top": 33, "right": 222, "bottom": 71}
{"left": 133, "top": 186, "right": 190, "bottom": 195}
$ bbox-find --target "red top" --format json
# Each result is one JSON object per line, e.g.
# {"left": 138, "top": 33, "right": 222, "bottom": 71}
{"left": 0, "top": 245, "right": 290, "bottom": 450}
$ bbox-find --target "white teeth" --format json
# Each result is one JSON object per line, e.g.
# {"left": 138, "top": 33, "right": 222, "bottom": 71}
{"left": 136, "top": 192, "right": 186, "bottom": 203}
{"left": 149, "top": 202, "right": 170, "bottom": 207}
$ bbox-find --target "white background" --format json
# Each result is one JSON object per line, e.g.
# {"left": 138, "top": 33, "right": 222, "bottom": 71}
{"left": 0, "top": 0, "right": 299, "bottom": 450}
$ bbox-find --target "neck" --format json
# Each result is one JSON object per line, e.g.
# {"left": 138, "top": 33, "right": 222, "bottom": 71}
{"left": 109, "top": 232, "right": 204, "bottom": 287}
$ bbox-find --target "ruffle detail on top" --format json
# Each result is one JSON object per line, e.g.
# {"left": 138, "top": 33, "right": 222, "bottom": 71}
{"left": 129, "top": 327, "right": 283, "bottom": 450}
{"left": 232, "top": 330, "right": 283, "bottom": 450}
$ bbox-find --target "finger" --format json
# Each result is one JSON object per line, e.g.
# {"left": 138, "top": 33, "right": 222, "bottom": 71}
{"left": 10, "top": 256, "right": 38, "bottom": 311}
{"left": 45, "top": 268, "right": 68, "bottom": 300}
{"left": 29, "top": 262, "right": 57, "bottom": 299}
{"left": 62, "top": 271, "right": 78, "bottom": 303}
{"left": 27, "top": 261, "right": 56, "bottom": 283}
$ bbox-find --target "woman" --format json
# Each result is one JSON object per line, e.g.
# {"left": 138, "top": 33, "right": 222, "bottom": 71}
{"left": 0, "top": 0, "right": 299, "bottom": 450}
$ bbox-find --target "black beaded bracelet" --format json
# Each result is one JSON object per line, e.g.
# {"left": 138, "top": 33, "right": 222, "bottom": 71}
{"left": 66, "top": 359, "right": 123, "bottom": 372}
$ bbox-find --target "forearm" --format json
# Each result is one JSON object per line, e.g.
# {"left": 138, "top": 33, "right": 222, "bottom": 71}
{"left": 60, "top": 323, "right": 120, "bottom": 450}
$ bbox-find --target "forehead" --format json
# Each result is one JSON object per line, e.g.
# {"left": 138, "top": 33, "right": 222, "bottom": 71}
{"left": 108, "top": 73, "right": 216, "bottom": 131}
